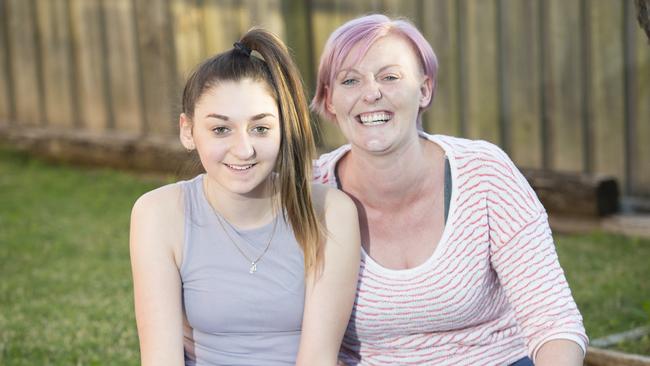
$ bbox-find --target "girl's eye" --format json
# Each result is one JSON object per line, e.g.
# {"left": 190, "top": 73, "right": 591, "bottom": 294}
{"left": 342, "top": 78, "right": 358, "bottom": 86}
{"left": 383, "top": 75, "right": 398, "bottom": 81}
{"left": 212, "top": 126, "right": 230, "bottom": 135}
{"left": 252, "top": 126, "right": 269, "bottom": 135}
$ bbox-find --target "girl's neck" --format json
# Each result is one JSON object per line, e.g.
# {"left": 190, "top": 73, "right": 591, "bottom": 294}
{"left": 202, "top": 175, "right": 278, "bottom": 229}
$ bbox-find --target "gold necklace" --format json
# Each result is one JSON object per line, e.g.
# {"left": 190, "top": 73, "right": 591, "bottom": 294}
{"left": 213, "top": 210, "right": 278, "bottom": 274}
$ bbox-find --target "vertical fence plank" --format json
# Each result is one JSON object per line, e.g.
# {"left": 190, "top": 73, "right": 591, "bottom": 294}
{"left": 631, "top": 5, "right": 650, "bottom": 197}
{"left": 456, "top": 0, "right": 468, "bottom": 137}
{"left": 282, "top": 0, "right": 315, "bottom": 93}
{"left": 591, "top": 0, "right": 625, "bottom": 183}
{"left": 69, "top": 0, "right": 109, "bottom": 131}
{"left": 172, "top": 0, "right": 204, "bottom": 82}
{"left": 538, "top": 0, "right": 552, "bottom": 169}
{"left": 245, "top": 0, "right": 284, "bottom": 36}
{"left": 7, "top": 0, "right": 42, "bottom": 125}
{"left": 580, "top": 0, "right": 594, "bottom": 173}
{"left": 465, "top": 0, "right": 499, "bottom": 143}
{"left": 36, "top": 0, "right": 74, "bottom": 129}
{"left": 201, "top": 0, "right": 227, "bottom": 57}
{"left": 423, "top": 0, "right": 460, "bottom": 136}
{"left": 65, "top": 0, "right": 81, "bottom": 128}
{"left": 0, "top": 0, "right": 15, "bottom": 122}
{"left": 103, "top": 0, "right": 143, "bottom": 134}
{"left": 547, "top": 0, "right": 583, "bottom": 172}
{"left": 310, "top": 0, "right": 348, "bottom": 149}
{"left": 383, "top": 0, "right": 419, "bottom": 21}
{"left": 505, "top": 0, "right": 542, "bottom": 168}
{"left": 134, "top": 0, "right": 177, "bottom": 137}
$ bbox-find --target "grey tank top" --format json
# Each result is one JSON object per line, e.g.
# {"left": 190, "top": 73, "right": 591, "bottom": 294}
{"left": 180, "top": 175, "right": 305, "bottom": 366}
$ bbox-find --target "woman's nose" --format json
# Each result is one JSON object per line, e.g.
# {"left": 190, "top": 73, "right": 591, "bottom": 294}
{"left": 362, "top": 81, "right": 382, "bottom": 103}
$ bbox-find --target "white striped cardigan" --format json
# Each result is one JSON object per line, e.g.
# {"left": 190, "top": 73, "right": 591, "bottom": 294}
{"left": 313, "top": 133, "right": 588, "bottom": 366}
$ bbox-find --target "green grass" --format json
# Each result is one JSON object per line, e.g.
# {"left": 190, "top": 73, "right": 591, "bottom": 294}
{"left": 0, "top": 148, "right": 171, "bottom": 365}
{"left": 0, "top": 147, "right": 649, "bottom": 364}
{"left": 556, "top": 232, "right": 650, "bottom": 355}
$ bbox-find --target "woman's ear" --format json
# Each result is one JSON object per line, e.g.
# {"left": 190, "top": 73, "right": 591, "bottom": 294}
{"left": 419, "top": 76, "right": 433, "bottom": 108}
{"left": 324, "top": 86, "right": 336, "bottom": 115}
{"left": 179, "top": 113, "right": 195, "bottom": 151}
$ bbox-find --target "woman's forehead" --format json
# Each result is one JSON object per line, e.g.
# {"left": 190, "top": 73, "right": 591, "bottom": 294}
{"left": 337, "top": 35, "right": 422, "bottom": 74}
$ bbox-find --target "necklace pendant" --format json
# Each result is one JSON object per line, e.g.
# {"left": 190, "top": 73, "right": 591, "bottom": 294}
{"left": 249, "top": 262, "right": 257, "bottom": 274}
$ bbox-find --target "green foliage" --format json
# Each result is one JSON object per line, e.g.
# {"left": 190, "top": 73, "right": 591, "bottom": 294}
{"left": 1, "top": 147, "right": 649, "bottom": 363}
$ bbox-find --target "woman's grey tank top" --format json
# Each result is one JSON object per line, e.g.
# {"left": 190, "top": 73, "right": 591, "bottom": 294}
{"left": 180, "top": 175, "right": 305, "bottom": 366}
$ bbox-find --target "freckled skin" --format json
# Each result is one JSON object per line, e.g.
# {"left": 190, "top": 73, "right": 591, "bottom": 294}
{"left": 327, "top": 35, "right": 430, "bottom": 155}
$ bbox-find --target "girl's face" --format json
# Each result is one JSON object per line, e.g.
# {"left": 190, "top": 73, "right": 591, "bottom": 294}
{"left": 180, "top": 78, "right": 281, "bottom": 198}
{"left": 326, "top": 34, "right": 432, "bottom": 155}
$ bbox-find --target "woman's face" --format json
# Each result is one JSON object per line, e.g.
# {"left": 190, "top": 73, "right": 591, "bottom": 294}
{"left": 327, "top": 34, "right": 431, "bottom": 155}
{"left": 180, "top": 78, "right": 281, "bottom": 197}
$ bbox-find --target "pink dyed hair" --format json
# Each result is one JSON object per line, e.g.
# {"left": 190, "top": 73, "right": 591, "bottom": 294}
{"left": 310, "top": 14, "right": 439, "bottom": 122}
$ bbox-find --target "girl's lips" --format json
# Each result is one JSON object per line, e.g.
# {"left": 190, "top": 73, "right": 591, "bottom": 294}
{"left": 224, "top": 163, "right": 256, "bottom": 171}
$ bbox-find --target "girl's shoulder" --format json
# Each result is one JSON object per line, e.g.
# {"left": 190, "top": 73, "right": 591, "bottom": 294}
{"left": 132, "top": 182, "right": 185, "bottom": 221}
{"left": 130, "top": 182, "right": 186, "bottom": 266}
{"left": 310, "top": 183, "right": 357, "bottom": 224}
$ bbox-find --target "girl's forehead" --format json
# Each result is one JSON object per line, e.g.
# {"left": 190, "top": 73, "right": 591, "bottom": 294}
{"left": 195, "top": 79, "right": 278, "bottom": 116}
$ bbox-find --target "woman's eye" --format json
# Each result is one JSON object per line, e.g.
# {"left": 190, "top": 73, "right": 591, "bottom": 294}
{"left": 383, "top": 75, "right": 398, "bottom": 81}
{"left": 342, "top": 78, "right": 358, "bottom": 86}
{"left": 212, "top": 126, "right": 230, "bottom": 135}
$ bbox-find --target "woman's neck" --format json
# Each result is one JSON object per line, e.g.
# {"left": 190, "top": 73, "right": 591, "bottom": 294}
{"left": 340, "top": 135, "right": 443, "bottom": 209}
{"left": 202, "top": 176, "right": 278, "bottom": 229}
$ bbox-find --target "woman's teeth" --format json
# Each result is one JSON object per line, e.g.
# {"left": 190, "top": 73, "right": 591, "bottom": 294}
{"left": 359, "top": 112, "right": 391, "bottom": 125}
{"left": 226, "top": 164, "right": 254, "bottom": 170}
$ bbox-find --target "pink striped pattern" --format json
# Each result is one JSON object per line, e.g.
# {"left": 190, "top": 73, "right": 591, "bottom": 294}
{"left": 313, "top": 134, "right": 588, "bottom": 366}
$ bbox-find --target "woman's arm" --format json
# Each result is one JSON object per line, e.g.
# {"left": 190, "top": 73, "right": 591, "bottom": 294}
{"left": 130, "top": 186, "right": 185, "bottom": 366}
{"left": 484, "top": 143, "right": 588, "bottom": 363}
{"left": 296, "top": 186, "right": 361, "bottom": 366}
{"left": 535, "top": 339, "right": 584, "bottom": 366}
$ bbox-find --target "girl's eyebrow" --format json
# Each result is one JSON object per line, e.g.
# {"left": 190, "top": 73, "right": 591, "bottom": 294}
{"left": 206, "top": 113, "right": 229, "bottom": 121}
{"left": 251, "top": 113, "right": 276, "bottom": 121}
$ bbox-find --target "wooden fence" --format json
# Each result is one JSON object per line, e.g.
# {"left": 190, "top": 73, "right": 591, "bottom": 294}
{"left": 0, "top": 0, "right": 648, "bottom": 202}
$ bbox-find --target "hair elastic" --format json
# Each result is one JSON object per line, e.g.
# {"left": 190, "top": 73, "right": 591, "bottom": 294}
{"left": 233, "top": 41, "right": 252, "bottom": 57}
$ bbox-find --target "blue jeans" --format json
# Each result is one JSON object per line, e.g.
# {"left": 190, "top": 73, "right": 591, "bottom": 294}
{"left": 509, "top": 356, "right": 534, "bottom": 366}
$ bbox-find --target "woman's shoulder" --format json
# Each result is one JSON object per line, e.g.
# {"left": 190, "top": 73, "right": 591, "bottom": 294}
{"left": 313, "top": 145, "right": 350, "bottom": 185}
{"left": 428, "top": 133, "right": 506, "bottom": 158}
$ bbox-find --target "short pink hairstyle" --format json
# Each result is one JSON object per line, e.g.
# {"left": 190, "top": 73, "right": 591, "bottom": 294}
{"left": 310, "top": 14, "right": 439, "bottom": 122}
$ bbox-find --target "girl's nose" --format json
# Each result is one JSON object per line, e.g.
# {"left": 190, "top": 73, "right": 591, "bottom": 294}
{"left": 231, "top": 132, "right": 255, "bottom": 160}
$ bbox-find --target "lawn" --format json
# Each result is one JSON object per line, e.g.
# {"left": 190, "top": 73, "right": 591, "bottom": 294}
{"left": 0, "top": 147, "right": 649, "bottom": 364}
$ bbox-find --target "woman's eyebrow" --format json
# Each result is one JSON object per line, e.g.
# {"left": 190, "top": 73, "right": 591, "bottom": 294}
{"left": 337, "top": 64, "right": 401, "bottom": 77}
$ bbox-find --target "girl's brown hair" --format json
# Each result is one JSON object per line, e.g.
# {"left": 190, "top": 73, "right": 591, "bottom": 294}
{"left": 181, "top": 28, "right": 323, "bottom": 273}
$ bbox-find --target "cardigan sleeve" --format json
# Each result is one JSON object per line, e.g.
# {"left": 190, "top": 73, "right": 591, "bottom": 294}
{"left": 484, "top": 144, "right": 588, "bottom": 360}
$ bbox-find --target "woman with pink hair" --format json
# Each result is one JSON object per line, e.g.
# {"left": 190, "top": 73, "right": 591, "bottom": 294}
{"left": 312, "top": 14, "right": 587, "bottom": 366}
